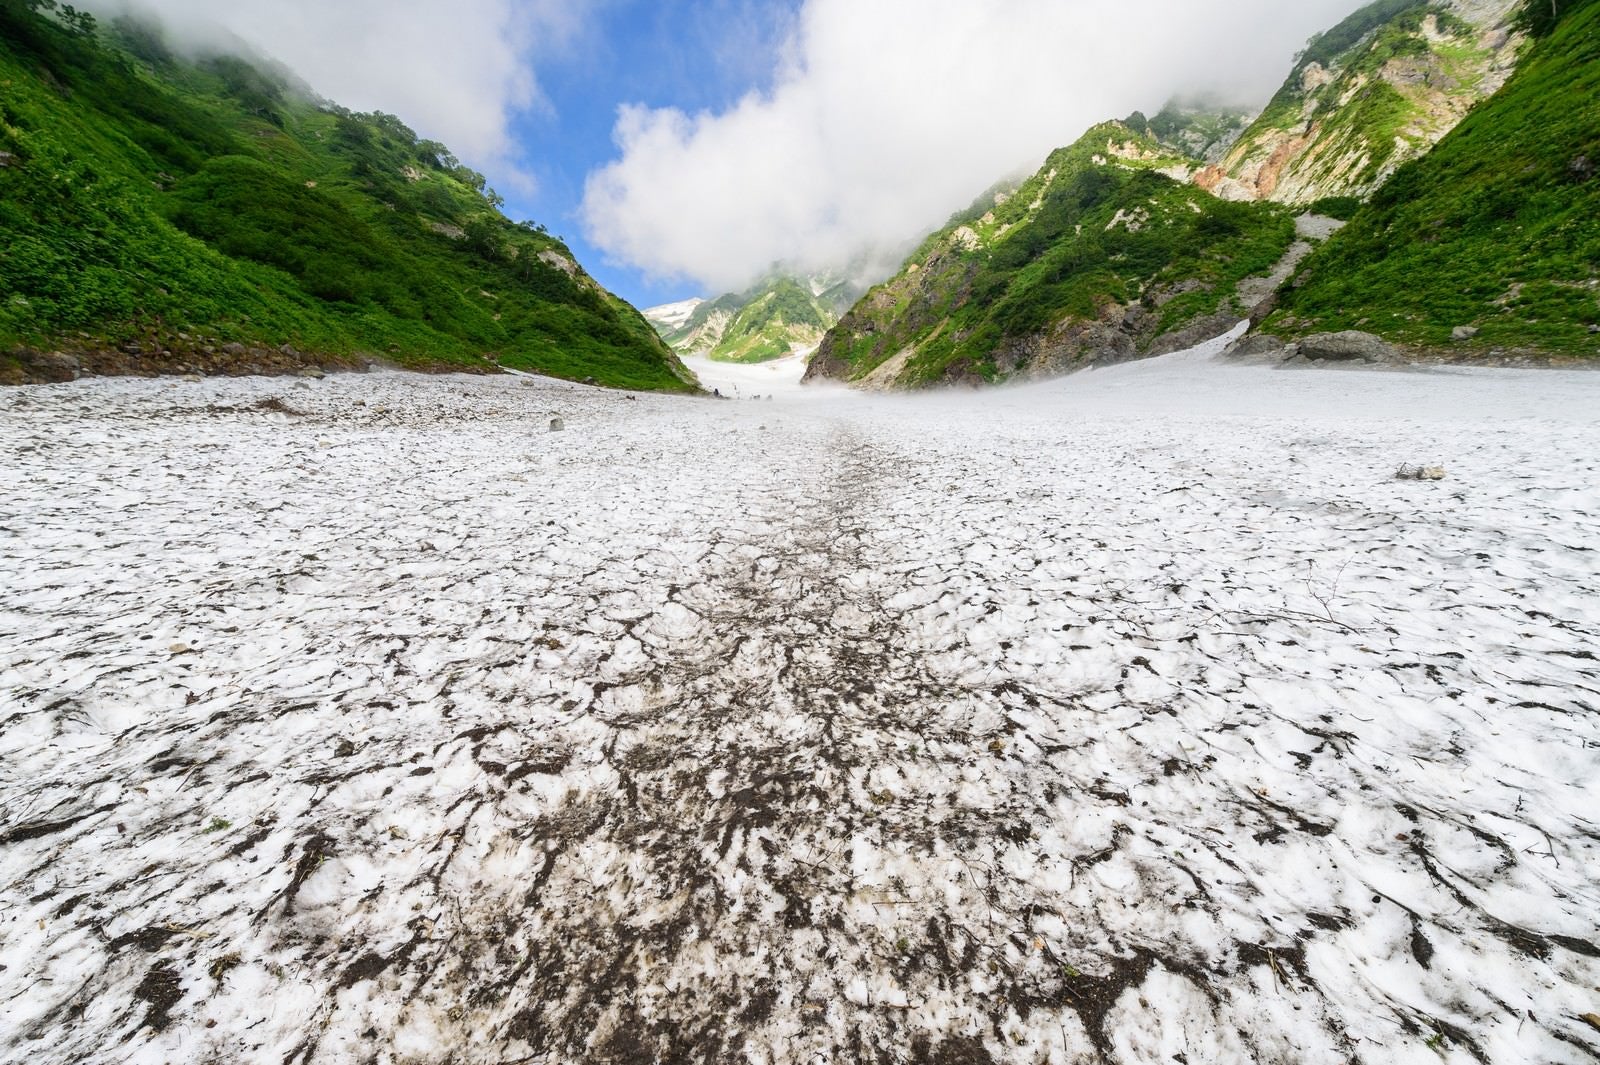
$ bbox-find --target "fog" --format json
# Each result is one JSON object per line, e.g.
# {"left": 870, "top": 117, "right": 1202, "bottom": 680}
{"left": 78, "top": 0, "right": 586, "bottom": 190}
{"left": 582, "top": 0, "right": 1362, "bottom": 292}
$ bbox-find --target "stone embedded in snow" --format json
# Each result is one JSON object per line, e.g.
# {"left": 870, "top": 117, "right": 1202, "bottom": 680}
{"left": 549, "top": 416, "right": 564, "bottom": 431}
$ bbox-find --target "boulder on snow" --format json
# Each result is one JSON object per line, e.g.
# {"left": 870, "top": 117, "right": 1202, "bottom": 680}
{"left": 1147, "top": 314, "right": 1245, "bottom": 357}
{"left": 1222, "top": 334, "right": 1287, "bottom": 360}
{"left": 1297, "top": 330, "right": 1400, "bottom": 363}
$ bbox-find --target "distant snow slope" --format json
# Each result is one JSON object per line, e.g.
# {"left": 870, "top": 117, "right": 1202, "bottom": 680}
{"left": 679, "top": 350, "right": 811, "bottom": 397}
{"left": 642, "top": 297, "right": 705, "bottom": 332}
{"left": 3, "top": 350, "right": 1599, "bottom": 1064}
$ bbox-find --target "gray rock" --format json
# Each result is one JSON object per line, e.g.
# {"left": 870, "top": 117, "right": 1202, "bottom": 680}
{"left": 1223, "top": 334, "right": 1287, "bottom": 360}
{"left": 17, "top": 350, "right": 80, "bottom": 383}
{"left": 1452, "top": 326, "right": 1480, "bottom": 342}
{"left": 549, "top": 417, "right": 565, "bottom": 432}
{"left": 297, "top": 367, "right": 325, "bottom": 379}
{"left": 280, "top": 343, "right": 300, "bottom": 357}
{"left": 221, "top": 342, "right": 247, "bottom": 357}
{"left": 1297, "top": 330, "right": 1400, "bottom": 363}
{"left": 1147, "top": 314, "right": 1244, "bottom": 357}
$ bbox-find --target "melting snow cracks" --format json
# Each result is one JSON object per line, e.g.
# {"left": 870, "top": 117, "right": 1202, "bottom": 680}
{"left": 2, "top": 367, "right": 1599, "bottom": 1062}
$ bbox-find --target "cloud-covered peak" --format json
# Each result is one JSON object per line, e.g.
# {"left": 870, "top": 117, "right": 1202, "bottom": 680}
{"left": 82, "top": 0, "right": 584, "bottom": 188}
{"left": 582, "top": 0, "right": 1360, "bottom": 293}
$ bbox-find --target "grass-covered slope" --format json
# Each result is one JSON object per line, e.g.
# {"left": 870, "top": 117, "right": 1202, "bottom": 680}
{"left": 806, "top": 123, "right": 1296, "bottom": 387}
{"left": 1202, "top": 0, "right": 1523, "bottom": 205}
{"left": 703, "top": 277, "right": 837, "bottom": 363}
{"left": 649, "top": 274, "right": 859, "bottom": 364}
{"left": 1263, "top": 0, "right": 1600, "bottom": 357}
{"left": 0, "top": 1, "right": 695, "bottom": 390}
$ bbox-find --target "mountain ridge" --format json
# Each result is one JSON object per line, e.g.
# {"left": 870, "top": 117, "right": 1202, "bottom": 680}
{"left": 806, "top": 0, "right": 1588, "bottom": 389}
{"left": 647, "top": 273, "right": 865, "bottom": 364}
{"left": 1255, "top": 0, "right": 1599, "bottom": 360}
{"left": 0, "top": 0, "right": 696, "bottom": 391}
{"left": 1195, "top": 0, "right": 1524, "bottom": 206}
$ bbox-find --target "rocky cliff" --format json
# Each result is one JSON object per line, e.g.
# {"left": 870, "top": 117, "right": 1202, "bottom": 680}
{"left": 1198, "top": 0, "right": 1523, "bottom": 205}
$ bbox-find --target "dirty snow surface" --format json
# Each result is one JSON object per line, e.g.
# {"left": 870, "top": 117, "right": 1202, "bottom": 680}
{"left": 4, "top": 347, "right": 1600, "bottom": 1065}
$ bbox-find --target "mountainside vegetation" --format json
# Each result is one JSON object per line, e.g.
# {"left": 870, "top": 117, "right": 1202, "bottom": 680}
{"left": 1261, "top": 0, "right": 1600, "bottom": 357}
{"left": 648, "top": 273, "right": 861, "bottom": 364}
{"left": 808, "top": 0, "right": 1593, "bottom": 389}
{"left": 1198, "top": 0, "right": 1523, "bottom": 205}
{"left": 805, "top": 123, "right": 1299, "bottom": 387}
{"left": 0, "top": 0, "right": 695, "bottom": 390}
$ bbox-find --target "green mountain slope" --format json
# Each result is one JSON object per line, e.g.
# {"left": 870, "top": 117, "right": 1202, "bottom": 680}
{"left": 805, "top": 122, "right": 1299, "bottom": 387}
{"left": 0, "top": 1, "right": 695, "bottom": 390}
{"left": 1260, "top": 0, "right": 1600, "bottom": 357}
{"left": 1198, "top": 0, "right": 1523, "bottom": 205}
{"left": 647, "top": 274, "right": 862, "bottom": 364}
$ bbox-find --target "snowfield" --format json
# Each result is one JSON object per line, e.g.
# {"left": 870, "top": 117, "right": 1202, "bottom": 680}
{"left": 3, "top": 342, "right": 1599, "bottom": 1064}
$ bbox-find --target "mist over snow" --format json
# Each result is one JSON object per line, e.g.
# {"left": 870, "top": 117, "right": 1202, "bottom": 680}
{"left": 582, "top": 0, "right": 1360, "bottom": 293}
{"left": 79, "top": 0, "right": 588, "bottom": 191}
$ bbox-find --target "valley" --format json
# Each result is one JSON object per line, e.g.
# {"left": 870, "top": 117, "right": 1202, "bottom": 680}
{"left": 4, "top": 350, "right": 1599, "bottom": 1062}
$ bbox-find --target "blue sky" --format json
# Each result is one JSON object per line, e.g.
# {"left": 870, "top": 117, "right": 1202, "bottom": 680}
{"left": 110, "top": 0, "right": 1363, "bottom": 312}
{"left": 492, "top": 0, "right": 1360, "bottom": 309}
{"left": 500, "top": 0, "right": 801, "bottom": 309}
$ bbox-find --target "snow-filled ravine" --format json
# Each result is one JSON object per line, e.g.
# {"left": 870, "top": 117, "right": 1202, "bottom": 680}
{"left": 3, "top": 343, "right": 1600, "bottom": 1065}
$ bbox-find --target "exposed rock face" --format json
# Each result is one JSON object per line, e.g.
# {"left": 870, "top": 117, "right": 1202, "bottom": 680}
{"left": 1295, "top": 330, "right": 1402, "bottom": 363}
{"left": 1, "top": 338, "right": 387, "bottom": 386}
{"left": 2, "top": 349, "right": 80, "bottom": 384}
{"left": 1202, "top": 0, "right": 1523, "bottom": 206}
{"left": 1223, "top": 334, "right": 1289, "bottom": 360}
{"left": 1147, "top": 313, "right": 1247, "bottom": 358}
{"left": 537, "top": 250, "right": 580, "bottom": 278}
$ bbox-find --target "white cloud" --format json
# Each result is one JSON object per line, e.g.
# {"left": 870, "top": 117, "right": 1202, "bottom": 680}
{"left": 82, "top": 0, "right": 584, "bottom": 189}
{"left": 583, "top": 0, "right": 1361, "bottom": 293}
